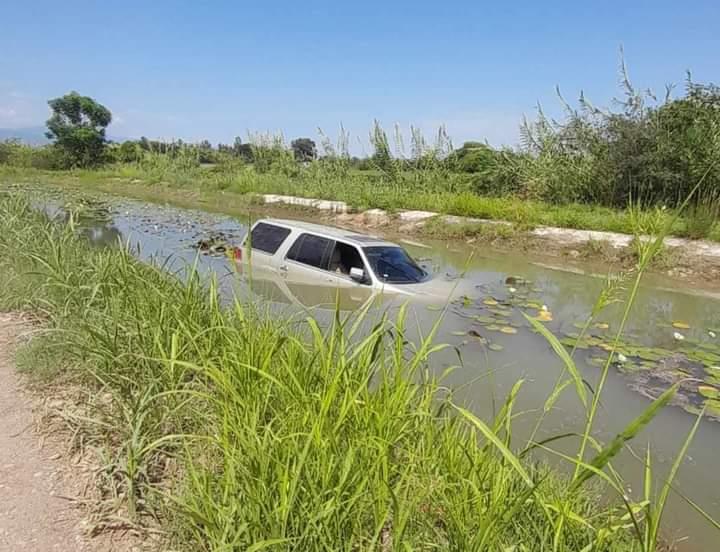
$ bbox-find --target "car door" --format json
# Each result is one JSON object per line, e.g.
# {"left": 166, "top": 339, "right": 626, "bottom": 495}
{"left": 326, "top": 240, "right": 371, "bottom": 289}
{"left": 282, "top": 233, "right": 335, "bottom": 286}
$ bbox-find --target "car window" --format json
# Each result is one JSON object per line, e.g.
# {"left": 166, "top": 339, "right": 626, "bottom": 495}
{"left": 286, "top": 233, "right": 333, "bottom": 269}
{"left": 328, "top": 242, "right": 367, "bottom": 279}
{"left": 249, "top": 222, "right": 291, "bottom": 254}
{"left": 363, "top": 246, "right": 427, "bottom": 284}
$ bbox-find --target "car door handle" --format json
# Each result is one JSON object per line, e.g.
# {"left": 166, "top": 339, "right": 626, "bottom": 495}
{"left": 279, "top": 265, "right": 288, "bottom": 272}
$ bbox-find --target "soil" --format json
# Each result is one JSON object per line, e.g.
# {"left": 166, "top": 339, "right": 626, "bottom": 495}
{"left": 0, "top": 313, "right": 141, "bottom": 552}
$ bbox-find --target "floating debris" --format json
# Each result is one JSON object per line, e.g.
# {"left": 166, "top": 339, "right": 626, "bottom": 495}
{"left": 536, "top": 309, "right": 553, "bottom": 322}
{"left": 193, "top": 233, "right": 232, "bottom": 256}
{"left": 672, "top": 321, "right": 691, "bottom": 330}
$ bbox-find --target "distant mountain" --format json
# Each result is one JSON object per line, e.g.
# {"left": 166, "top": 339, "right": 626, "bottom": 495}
{"left": 0, "top": 126, "right": 50, "bottom": 145}
{"left": 0, "top": 126, "right": 129, "bottom": 145}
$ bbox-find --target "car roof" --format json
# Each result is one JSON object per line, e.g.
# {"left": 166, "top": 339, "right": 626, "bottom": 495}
{"left": 257, "top": 218, "right": 398, "bottom": 247}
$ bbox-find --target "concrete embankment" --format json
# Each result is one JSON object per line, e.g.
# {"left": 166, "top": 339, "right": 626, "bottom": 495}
{"left": 260, "top": 194, "right": 720, "bottom": 261}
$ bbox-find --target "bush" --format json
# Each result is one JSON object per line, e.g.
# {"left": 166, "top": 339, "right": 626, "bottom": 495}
{"left": 515, "top": 73, "right": 720, "bottom": 208}
{"left": 0, "top": 140, "right": 64, "bottom": 169}
{"left": 683, "top": 190, "right": 720, "bottom": 239}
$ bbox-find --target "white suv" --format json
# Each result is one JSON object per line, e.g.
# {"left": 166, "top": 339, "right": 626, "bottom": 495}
{"left": 239, "top": 218, "right": 466, "bottom": 301}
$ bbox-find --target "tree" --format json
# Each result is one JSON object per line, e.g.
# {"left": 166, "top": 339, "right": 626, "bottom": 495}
{"left": 45, "top": 91, "right": 112, "bottom": 167}
{"left": 116, "top": 140, "right": 143, "bottom": 163}
{"left": 450, "top": 141, "right": 496, "bottom": 173}
{"left": 291, "top": 138, "right": 317, "bottom": 162}
{"left": 197, "top": 139, "right": 215, "bottom": 163}
{"left": 233, "top": 136, "right": 253, "bottom": 161}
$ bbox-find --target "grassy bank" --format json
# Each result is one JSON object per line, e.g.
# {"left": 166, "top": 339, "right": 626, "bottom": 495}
{"left": 0, "top": 192, "right": 713, "bottom": 550}
{"left": 4, "top": 164, "right": 719, "bottom": 241}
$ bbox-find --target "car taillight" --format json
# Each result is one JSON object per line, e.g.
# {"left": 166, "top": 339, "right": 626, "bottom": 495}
{"left": 233, "top": 247, "right": 242, "bottom": 260}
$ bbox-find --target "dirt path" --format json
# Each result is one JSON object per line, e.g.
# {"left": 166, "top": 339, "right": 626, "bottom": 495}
{"left": 0, "top": 312, "right": 92, "bottom": 551}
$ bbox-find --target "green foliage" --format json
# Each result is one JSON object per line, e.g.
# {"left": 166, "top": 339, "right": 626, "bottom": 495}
{"left": 290, "top": 137, "right": 317, "bottom": 162}
{"left": 0, "top": 139, "right": 64, "bottom": 169}
{"left": 4, "top": 65, "right": 720, "bottom": 239}
{"left": 683, "top": 188, "right": 720, "bottom": 240}
{"left": 450, "top": 141, "right": 496, "bottom": 173}
{"left": 517, "top": 67, "right": 720, "bottom": 213}
{"left": 45, "top": 91, "right": 112, "bottom": 167}
{"left": 2, "top": 194, "right": 704, "bottom": 550}
{"left": 114, "top": 140, "right": 143, "bottom": 163}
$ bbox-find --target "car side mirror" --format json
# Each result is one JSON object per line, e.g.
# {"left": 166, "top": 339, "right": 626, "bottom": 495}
{"left": 349, "top": 267, "right": 366, "bottom": 283}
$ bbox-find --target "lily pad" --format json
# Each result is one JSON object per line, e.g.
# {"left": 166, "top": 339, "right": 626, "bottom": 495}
{"left": 500, "top": 326, "right": 518, "bottom": 335}
{"left": 486, "top": 324, "right": 501, "bottom": 331}
{"left": 594, "top": 322, "right": 610, "bottom": 330}
{"left": 483, "top": 298, "right": 499, "bottom": 306}
{"left": 618, "top": 363, "right": 642, "bottom": 373}
{"left": 561, "top": 337, "right": 588, "bottom": 350}
{"left": 636, "top": 349, "right": 666, "bottom": 362}
{"left": 672, "top": 321, "right": 691, "bottom": 330}
{"left": 698, "top": 385, "right": 720, "bottom": 400}
{"left": 706, "top": 400, "right": 720, "bottom": 418}
{"left": 474, "top": 315, "right": 497, "bottom": 325}
{"left": 488, "top": 343, "right": 504, "bottom": 352}
{"left": 451, "top": 330, "right": 467, "bottom": 336}
{"left": 426, "top": 305, "right": 443, "bottom": 311}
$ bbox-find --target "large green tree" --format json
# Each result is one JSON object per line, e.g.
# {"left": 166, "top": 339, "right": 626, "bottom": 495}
{"left": 291, "top": 137, "right": 317, "bottom": 162}
{"left": 45, "top": 91, "right": 112, "bottom": 167}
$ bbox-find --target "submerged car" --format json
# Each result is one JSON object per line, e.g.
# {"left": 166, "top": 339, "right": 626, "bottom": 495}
{"left": 237, "top": 218, "right": 470, "bottom": 301}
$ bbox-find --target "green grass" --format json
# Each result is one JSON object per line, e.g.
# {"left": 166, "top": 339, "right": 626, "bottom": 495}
{"left": 4, "top": 163, "right": 719, "bottom": 241}
{"left": 0, "top": 192, "right": 716, "bottom": 550}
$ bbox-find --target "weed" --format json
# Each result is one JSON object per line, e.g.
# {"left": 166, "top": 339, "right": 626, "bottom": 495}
{"left": 0, "top": 193, "right": 716, "bottom": 550}
{"left": 683, "top": 189, "right": 720, "bottom": 239}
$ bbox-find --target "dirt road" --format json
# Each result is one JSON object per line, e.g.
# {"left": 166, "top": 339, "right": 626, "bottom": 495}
{"left": 0, "top": 312, "right": 90, "bottom": 551}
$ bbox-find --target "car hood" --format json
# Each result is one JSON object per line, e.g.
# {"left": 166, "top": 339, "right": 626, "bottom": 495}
{"left": 376, "top": 274, "right": 477, "bottom": 303}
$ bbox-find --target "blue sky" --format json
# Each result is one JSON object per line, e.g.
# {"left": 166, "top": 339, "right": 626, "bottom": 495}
{"left": 2, "top": 0, "right": 719, "bottom": 152}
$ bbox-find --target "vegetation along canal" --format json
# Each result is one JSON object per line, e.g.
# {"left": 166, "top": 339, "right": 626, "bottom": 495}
{"left": 7, "top": 183, "right": 720, "bottom": 551}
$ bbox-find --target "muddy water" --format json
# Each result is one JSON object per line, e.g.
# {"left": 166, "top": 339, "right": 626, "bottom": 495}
{"left": 22, "top": 187, "right": 720, "bottom": 550}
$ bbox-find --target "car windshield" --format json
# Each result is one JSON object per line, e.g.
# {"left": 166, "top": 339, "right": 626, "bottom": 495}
{"left": 362, "top": 246, "right": 427, "bottom": 284}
